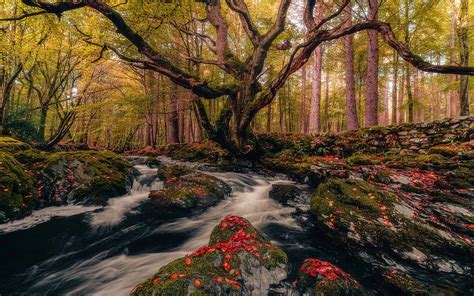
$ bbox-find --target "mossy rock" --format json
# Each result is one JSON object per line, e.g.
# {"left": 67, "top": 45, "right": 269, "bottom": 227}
{"left": 130, "top": 215, "right": 288, "bottom": 296}
{"left": 310, "top": 178, "right": 471, "bottom": 262}
{"left": 383, "top": 153, "right": 453, "bottom": 170}
{"left": 346, "top": 153, "right": 382, "bottom": 165}
{"left": 40, "top": 150, "right": 133, "bottom": 205}
{"left": 156, "top": 165, "right": 193, "bottom": 181}
{"left": 295, "top": 258, "right": 365, "bottom": 296}
{"left": 382, "top": 270, "right": 446, "bottom": 296}
{"left": 0, "top": 152, "right": 37, "bottom": 222}
{"left": 0, "top": 137, "right": 31, "bottom": 154}
{"left": 165, "top": 142, "right": 228, "bottom": 163}
{"left": 150, "top": 168, "right": 231, "bottom": 210}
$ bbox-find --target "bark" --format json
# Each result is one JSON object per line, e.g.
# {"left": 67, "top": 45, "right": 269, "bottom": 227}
{"left": 167, "top": 84, "right": 179, "bottom": 144}
{"left": 343, "top": 4, "right": 359, "bottom": 130}
{"left": 300, "top": 65, "right": 307, "bottom": 133}
{"left": 406, "top": 65, "right": 414, "bottom": 123}
{"left": 458, "top": 0, "right": 469, "bottom": 116}
{"left": 324, "top": 65, "right": 329, "bottom": 132}
{"left": 392, "top": 53, "right": 398, "bottom": 124}
{"left": 448, "top": 4, "right": 457, "bottom": 117}
{"left": 365, "top": 0, "right": 379, "bottom": 127}
{"left": 0, "top": 64, "right": 23, "bottom": 135}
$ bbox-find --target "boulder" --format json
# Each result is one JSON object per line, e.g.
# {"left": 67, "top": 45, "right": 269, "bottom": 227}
{"left": 0, "top": 152, "right": 37, "bottom": 222}
{"left": 294, "top": 258, "right": 364, "bottom": 295}
{"left": 39, "top": 150, "right": 134, "bottom": 206}
{"left": 268, "top": 183, "right": 304, "bottom": 205}
{"left": 310, "top": 178, "right": 472, "bottom": 270}
{"left": 130, "top": 215, "right": 288, "bottom": 296}
{"left": 149, "top": 166, "right": 231, "bottom": 210}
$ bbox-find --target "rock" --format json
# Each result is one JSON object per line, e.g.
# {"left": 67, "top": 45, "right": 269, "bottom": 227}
{"left": 149, "top": 166, "right": 231, "bottom": 210}
{"left": 295, "top": 258, "right": 365, "bottom": 295}
{"left": 145, "top": 156, "right": 161, "bottom": 168}
{"left": 39, "top": 150, "right": 134, "bottom": 206}
{"left": 310, "top": 178, "right": 472, "bottom": 270}
{"left": 130, "top": 215, "right": 288, "bottom": 296}
{"left": 0, "top": 152, "right": 37, "bottom": 222}
{"left": 268, "top": 183, "right": 304, "bottom": 205}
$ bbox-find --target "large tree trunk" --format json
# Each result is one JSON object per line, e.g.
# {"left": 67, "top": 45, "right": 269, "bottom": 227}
{"left": 343, "top": 4, "right": 359, "bottom": 130}
{"left": 458, "top": 0, "right": 469, "bottom": 116}
{"left": 38, "top": 104, "right": 49, "bottom": 142}
{"left": 365, "top": 0, "right": 379, "bottom": 127}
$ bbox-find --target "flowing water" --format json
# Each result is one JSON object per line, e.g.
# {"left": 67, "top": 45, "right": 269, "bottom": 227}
{"left": 0, "top": 161, "right": 470, "bottom": 295}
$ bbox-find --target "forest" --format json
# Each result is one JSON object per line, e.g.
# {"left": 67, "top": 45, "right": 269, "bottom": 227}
{"left": 0, "top": 0, "right": 473, "bottom": 295}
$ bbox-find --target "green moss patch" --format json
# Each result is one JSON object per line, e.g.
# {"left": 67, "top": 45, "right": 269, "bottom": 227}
{"left": 0, "top": 152, "right": 37, "bottom": 222}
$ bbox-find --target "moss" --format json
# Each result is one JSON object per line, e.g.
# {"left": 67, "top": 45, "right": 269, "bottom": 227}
{"left": 346, "top": 153, "right": 382, "bottom": 165}
{"left": 383, "top": 153, "right": 453, "bottom": 169}
{"left": 150, "top": 168, "right": 231, "bottom": 210}
{"left": 40, "top": 150, "right": 132, "bottom": 205}
{"left": 428, "top": 145, "right": 462, "bottom": 157}
{"left": 165, "top": 142, "right": 228, "bottom": 163}
{"left": 383, "top": 271, "right": 433, "bottom": 296}
{"left": 156, "top": 166, "right": 193, "bottom": 181}
{"left": 0, "top": 152, "right": 37, "bottom": 222}
{"left": 310, "top": 178, "right": 470, "bottom": 259}
{"left": 131, "top": 216, "right": 288, "bottom": 296}
{"left": 0, "top": 136, "right": 31, "bottom": 154}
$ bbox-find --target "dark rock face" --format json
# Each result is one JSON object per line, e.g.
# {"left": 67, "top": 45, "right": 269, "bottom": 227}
{"left": 149, "top": 166, "right": 231, "bottom": 210}
{"left": 130, "top": 215, "right": 288, "bottom": 296}
{"left": 269, "top": 183, "right": 304, "bottom": 205}
{"left": 0, "top": 152, "right": 37, "bottom": 222}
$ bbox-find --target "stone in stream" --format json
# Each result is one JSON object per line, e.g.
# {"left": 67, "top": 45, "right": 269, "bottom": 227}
{"left": 294, "top": 258, "right": 364, "bottom": 296}
{"left": 130, "top": 215, "right": 363, "bottom": 296}
{"left": 148, "top": 165, "right": 232, "bottom": 210}
{"left": 268, "top": 183, "right": 305, "bottom": 205}
{"left": 130, "top": 215, "right": 288, "bottom": 295}
{"left": 0, "top": 136, "right": 136, "bottom": 222}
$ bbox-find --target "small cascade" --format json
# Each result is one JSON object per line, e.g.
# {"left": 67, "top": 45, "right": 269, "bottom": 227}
{"left": 89, "top": 165, "right": 163, "bottom": 227}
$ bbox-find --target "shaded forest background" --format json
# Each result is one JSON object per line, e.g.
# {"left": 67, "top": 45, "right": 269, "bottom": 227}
{"left": 0, "top": 0, "right": 472, "bottom": 151}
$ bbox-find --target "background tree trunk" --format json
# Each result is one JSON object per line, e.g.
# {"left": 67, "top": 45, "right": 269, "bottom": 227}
{"left": 365, "top": 0, "right": 379, "bottom": 127}
{"left": 167, "top": 83, "right": 179, "bottom": 144}
{"left": 458, "top": 0, "right": 469, "bottom": 116}
{"left": 308, "top": 1, "right": 323, "bottom": 134}
{"left": 344, "top": 4, "right": 359, "bottom": 130}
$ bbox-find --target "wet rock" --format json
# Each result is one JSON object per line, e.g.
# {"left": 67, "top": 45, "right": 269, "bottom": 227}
{"left": 130, "top": 215, "right": 288, "bottom": 296}
{"left": 382, "top": 270, "right": 445, "bottom": 296}
{"left": 310, "top": 178, "right": 472, "bottom": 271}
{"left": 149, "top": 166, "right": 231, "bottom": 210}
{"left": 269, "top": 183, "right": 304, "bottom": 205}
{"left": 295, "top": 258, "right": 365, "bottom": 295}
{"left": 0, "top": 152, "right": 37, "bottom": 222}
{"left": 39, "top": 150, "right": 134, "bottom": 206}
{"left": 144, "top": 156, "right": 161, "bottom": 168}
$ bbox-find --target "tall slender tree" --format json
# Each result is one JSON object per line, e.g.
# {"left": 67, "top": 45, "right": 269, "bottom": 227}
{"left": 343, "top": 3, "right": 359, "bottom": 130}
{"left": 365, "top": 0, "right": 379, "bottom": 127}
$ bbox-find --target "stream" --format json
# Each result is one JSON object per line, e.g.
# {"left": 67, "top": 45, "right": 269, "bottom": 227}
{"left": 0, "top": 161, "right": 469, "bottom": 295}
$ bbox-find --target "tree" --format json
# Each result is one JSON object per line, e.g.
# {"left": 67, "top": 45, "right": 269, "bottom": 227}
{"left": 457, "top": 0, "right": 469, "bottom": 116}
{"left": 365, "top": 0, "right": 379, "bottom": 127}
{"left": 8, "top": 0, "right": 474, "bottom": 157}
{"left": 343, "top": 3, "right": 359, "bottom": 130}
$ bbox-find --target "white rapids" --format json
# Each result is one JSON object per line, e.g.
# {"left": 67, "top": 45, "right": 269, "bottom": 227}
{"left": 23, "top": 168, "right": 300, "bottom": 296}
